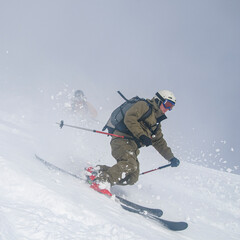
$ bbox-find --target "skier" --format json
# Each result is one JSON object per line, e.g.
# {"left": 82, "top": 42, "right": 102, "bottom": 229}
{"left": 71, "top": 90, "right": 98, "bottom": 119}
{"left": 86, "top": 90, "right": 180, "bottom": 195}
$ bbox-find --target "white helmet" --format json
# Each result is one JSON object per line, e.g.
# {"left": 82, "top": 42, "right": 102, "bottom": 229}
{"left": 155, "top": 90, "right": 176, "bottom": 104}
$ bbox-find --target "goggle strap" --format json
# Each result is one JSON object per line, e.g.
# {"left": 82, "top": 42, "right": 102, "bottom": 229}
{"left": 156, "top": 92, "right": 165, "bottom": 102}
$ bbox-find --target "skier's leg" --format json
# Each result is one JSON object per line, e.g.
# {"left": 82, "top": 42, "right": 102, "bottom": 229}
{"left": 97, "top": 138, "right": 140, "bottom": 186}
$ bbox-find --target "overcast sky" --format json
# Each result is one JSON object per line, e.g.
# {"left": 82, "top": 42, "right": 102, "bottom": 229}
{"left": 1, "top": 0, "right": 239, "bottom": 167}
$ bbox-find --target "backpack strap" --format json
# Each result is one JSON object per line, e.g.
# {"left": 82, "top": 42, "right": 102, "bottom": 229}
{"left": 138, "top": 100, "right": 152, "bottom": 122}
{"left": 138, "top": 101, "right": 167, "bottom": 137}
{"left": 150, "top": 114, "right": 167, "bottom": 136}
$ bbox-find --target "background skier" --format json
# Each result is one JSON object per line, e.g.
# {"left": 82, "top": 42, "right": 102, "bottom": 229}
{"left": 71, "top": 90, "right": 98, "bottom": 119}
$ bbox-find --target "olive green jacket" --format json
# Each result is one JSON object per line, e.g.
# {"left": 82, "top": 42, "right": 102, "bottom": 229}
{"left": 122, "top": 98, "right": 174, "bottom": 161}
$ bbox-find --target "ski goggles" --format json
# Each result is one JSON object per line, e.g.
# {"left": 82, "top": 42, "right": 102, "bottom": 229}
{"left": 163, "top": 99, "right": 175, "bottom": 111}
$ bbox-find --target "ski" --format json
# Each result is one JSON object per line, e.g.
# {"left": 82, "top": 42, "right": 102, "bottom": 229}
{"left": 116, "top": 195, "right": 163, "bottom": 218}
{"left": 35, "top": 154, "right": 188, "bottom": 231}
{"left": 120, "top": 205, "right": 188, "bottom": 231}
{"left": 35, "top": 155, "right": 163, "bottom": 217}
{"left": 35, "top": 155, "right": 162, "bottom": 216}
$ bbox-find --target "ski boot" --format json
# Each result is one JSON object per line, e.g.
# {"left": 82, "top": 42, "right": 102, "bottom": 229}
{"left": 85, "top": 166, "right": 112, "bottom": 197}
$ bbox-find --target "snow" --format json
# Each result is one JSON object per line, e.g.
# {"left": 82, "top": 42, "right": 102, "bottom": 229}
{"left": 1, "top": 0, "right": 240, "bottom": 237}
{"left": 0, "top": 95, "right": 240, "bottom": 240}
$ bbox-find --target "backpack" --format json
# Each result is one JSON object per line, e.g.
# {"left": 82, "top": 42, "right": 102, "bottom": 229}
{"left": 102, "top": 92, "right": 152, "bottom": 134}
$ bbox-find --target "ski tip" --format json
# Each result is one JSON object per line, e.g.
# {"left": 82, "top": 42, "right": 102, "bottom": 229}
{"left": 162, "top": 221, "right": 188, "bottom": 231}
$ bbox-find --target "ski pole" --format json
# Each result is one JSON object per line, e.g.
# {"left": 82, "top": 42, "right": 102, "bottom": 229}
{"left": 56, "top": 120, "right": 134, "bottom": 140}
{"left": 140, "top": 163, "right": 171, "bottom": 175}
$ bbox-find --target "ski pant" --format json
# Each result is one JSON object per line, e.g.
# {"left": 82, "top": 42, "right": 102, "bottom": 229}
{"left": 98, "top": 137, "right": 140, "bottom": 186}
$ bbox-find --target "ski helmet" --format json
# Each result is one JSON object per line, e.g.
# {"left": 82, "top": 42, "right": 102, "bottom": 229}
{"left": 155, "top": 90, "right": 176, "bottom": 105}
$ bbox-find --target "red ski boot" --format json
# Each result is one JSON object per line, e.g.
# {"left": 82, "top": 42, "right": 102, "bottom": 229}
{"left": 90, "top": 182, "right": 112, "bottom": 197}
{"left": 85, "top": 166, "right": 99, "bottom": 183}
{"left": 85, "top": 166, "right": 112, "bottom": 197}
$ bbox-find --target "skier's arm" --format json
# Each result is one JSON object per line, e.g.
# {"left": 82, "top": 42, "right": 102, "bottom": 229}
{"left": 152, "top": 126, "right": 174, "bottom": 161}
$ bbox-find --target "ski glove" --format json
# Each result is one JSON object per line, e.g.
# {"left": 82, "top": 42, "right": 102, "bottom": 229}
{"left": 170, "top": 157, "right": 180, "bottom": 167}
{"left": 139, "top": 135, "right": 152, "bottom": 147}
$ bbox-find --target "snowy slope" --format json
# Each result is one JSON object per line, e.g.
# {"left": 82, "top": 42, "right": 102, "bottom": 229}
{"left": 0, "top": 104, "right": 240, "bottom": 240}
